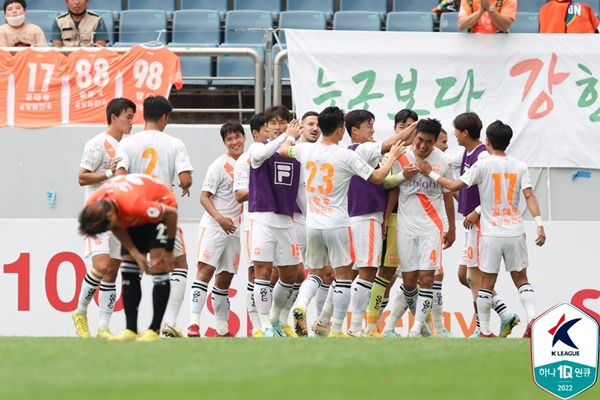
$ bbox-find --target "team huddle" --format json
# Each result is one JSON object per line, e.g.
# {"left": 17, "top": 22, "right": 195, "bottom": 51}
{"left": 75, "top": 98, "right": 546, "bottom": 341}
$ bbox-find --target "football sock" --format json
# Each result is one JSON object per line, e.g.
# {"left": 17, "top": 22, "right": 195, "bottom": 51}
{"left": 270, "top": 280, "right": 293, "bottom": 324}
{"left": 246, "top": 283, "right": 260, "bottom": 332}
{"left": 366, "top": 275, "right": 390, "bottom": 332}
{"left": 432, "top": 281, "right": 444, "bottom": 332}
{"left": 163, "top": 268, "right": 187, "bottom": 326}
{"left": 331, "top": 279, "right": 352, "bottom": 334}
{"left": 254, "top": 279, "right": 272, "bottom": 330}
{"left": 189, "top": 280, "right": 208, "bottom": 326}
{"left": 149, "top": 273, "right": 170, "bottom": 332}
{"left": 98, "top": 281, "right": 117, "bottom": 330}
{"left": 315, "top": 283, "right": 329, "bottom": 315}
{"left": 318, "top": 280, "right": 335, "bottom": 325}
{"left": 76, "top": 272, "right": 101, "bottom": 315}
{"left": 477, "top": 289, "right": 493, "bottom": 335}
{"left": 349, "top": 279, "right": 372, "bottom": 333}
{"left": 120, "top": 262, "right": 141, "bottom": 333}
{"left": 212, "top": 286, "right": 230, "bottom": 335}
{"left": 518, "top": 283, "right": 536, "bottom": 322}
{"left": 492, "top": 294, "right": 511, "bottom": 321}
{"left": 280, "top": 283, "right": 301, "bottom": 323}
{"left": 296, "top": 275, "right": 323, "bottom": 311}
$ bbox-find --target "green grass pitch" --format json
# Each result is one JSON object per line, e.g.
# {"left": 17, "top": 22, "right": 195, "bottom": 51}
{"left": 0, "top": 337, "right": 597, "bottom": 400}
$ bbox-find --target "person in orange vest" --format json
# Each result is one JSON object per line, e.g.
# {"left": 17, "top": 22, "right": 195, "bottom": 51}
{"left": 539, "top": 0, "right": 600, "bottom": 33}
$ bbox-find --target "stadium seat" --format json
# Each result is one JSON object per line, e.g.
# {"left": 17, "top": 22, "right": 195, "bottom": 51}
{"left": 439, "top": 12, "right": 461, "bottom": 32}
{"left": 273, "top": 43, "right": 289, "bottom": 85}
{"left": 113, "top": 10, "right": 168, "bottom": 47}
{"left": 25, "top": 10, "right": 60, "bottom": 44}
{"left": 171, "top": 10, "right": 221, "bottom": 46}
{"left": 180, "top": 0, "right": 228, "bottom": 19}
{"left": 167, "top": 44, "right": 213, "bottom": 85}
{"left": 518, "top": 0, "right": 547, "bottom": 13}
{"left": 215, "top": 43, "right": 265, "bottom": 85}
{"left": 92, "top": 10, "right": 116, "bottom": 45}
{"left": 339, "top": 0, "right": 388, "bottom": 18}
{"left": 286, "top": 0, "right": 334, "bottom": 20}
{"left": 26, "top": 0, "right": 66, "bottom": 12}
{"left": 591, "top": 0, "right": 600, "bottom": 16}
{"left": 277, "top": 11, "right": 327, "bottom": 45}
{"left": 333, "top": 11, "right": 382, "bottom": 31}
{"left": 224, "top": 10, "right": 273, "bottom": 44}
{"left": 386, "top": 11, "right": 434, "bottom": 32}
{"left": 510, "top": 12, "right": 539, "bottom": 33}
{"left": 101, "top": 0, "right": 123, "bottom": 18}
{"left": 393, "top": 0, "right": 440, "bottom": 13}
{"left": 233, "top": 0, "right": 281, "bottom": 19}
{"left": 127, "top": 0, "right": 176, "bottom": 18}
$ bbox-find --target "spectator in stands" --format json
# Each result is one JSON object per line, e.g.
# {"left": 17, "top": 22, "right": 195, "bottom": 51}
{"left": 458, "top": 0, "right": 517, "bottom": 33}
{"left": 539, "top": 0, "right": 599, "bottom": 33}
{"left": 0, "top": 0, "right": 47, "bottom": 46}
{"left": 51, "top": 0, "right": 108, "bottom": 47}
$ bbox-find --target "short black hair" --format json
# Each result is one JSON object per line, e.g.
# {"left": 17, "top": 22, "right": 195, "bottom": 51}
{"left": 394, "top": 109, "right": 418, "bottom": 126}
{"left": 249, "top": 112, "right": 265, "bottom": 133}
{"left": 220, "top": 120, "right": 245, "bottom": 141}
{"left": 264, "top": 105, "right": 291, "bottom": 123}
{"left": 318, "top": 106, "right": 345, "bottom": 137}
{"left": 3, "top": 0, "right": 26, "bottom": 12}
{"left": 486, "top": 120, "right": 513, "bottom": 151}
{"left": 345, "top": 109, "right": 374, "bottom": 138}
{"left": 453, "top": 112, "right": 482, "bottom": 140}
{"left": 416, "top": 118, "right": 442, "bottom": 141}
{"left": 106, "top": 97, "right": 136, "bottom": 125}
{"left": 301, "top": 111, "right": 319, "bottom": 121}
{"left": 143, "top": 95, "right": 173, "bottom": 123}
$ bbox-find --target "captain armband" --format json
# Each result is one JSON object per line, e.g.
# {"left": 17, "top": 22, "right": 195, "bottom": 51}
{"left": 288, "top": 146, "right": 296, "bottom": 158}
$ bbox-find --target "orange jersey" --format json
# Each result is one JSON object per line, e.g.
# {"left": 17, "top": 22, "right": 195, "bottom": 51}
{"left": 8, "top": 48, "right": 68, "bottom": 128}
{"left": 118, "top": 45, "right": 183, "bottom": 124}
{"left": 459, "top": 0, "right": 517, "bottom": 33}
{"left": 86, "top": 174, "right": 177, "bottom": 228}
{"left": 66, "top": 48, "right": 124, "bottom": 124}
{"left": 0, "top": 49, "right": 14, "bottom": 127}
{"left": 540, "top": 1, "right": 600, "bottom": 33}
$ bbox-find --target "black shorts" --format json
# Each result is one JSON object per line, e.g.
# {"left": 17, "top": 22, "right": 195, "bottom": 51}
{"left": 120, "top": 222, "right": 168, "bottom": 257}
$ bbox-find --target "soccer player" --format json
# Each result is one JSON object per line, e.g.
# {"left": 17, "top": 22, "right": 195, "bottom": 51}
{"left": 248, "top": 105, "right": 302, "bottom": 337}
{"left": 418, "top": 120, "right": 546, "bottom": 338}
{"left": 187, "top": 121, "right": 246, "bottom": 337}
{"left": 283, "top": 106, "right": 405, "bottom": 337}
{"left": 449, "top": 112, "right": 519, "bottom": 338}
{"left": 115, "top": 95, "right": 193, "bottom": 340}
{"left": 234, "top": 113, "right": 269, "bottom": 337}
{"left": 78, "top": 174, "right": 179, "bottom": 342}
{"left": 381, "top": 119, "right": 456, "bottom": 338}
{"left": 72, "top": 97, "right": 136, "bottom": 338}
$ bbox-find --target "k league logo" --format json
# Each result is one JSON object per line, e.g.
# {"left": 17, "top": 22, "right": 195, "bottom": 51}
{"left": 274, "top": 161, "right": 294, "bottom": 186}
{"left": 531, "top": 302, "right": 599, "bottom": 399}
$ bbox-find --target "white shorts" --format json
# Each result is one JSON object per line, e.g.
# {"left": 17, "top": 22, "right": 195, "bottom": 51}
{"left": 242, "top": 229, "right": 254, "bottom": 268}
{"left": 295, "top": 221, "right": 307, "bottom": 263}
{"left": 197, "top": 226, "right": 240, "bottom": 274}
{"left": 397, "top": 231, "right": 442, "bottom": 273}
{"left": 85, "top": 231, "right": 121, "bottom": 260}
{"left": 480, "top": 234, "right": 529, "bottom": 274}
{"left": 351, "top": 219, "right": 382, "bottom": 269}
{"left": 305, "top": 226, "right": 355, "bottom": 270}
{"left": 250, "top": 219, "right": 301, "bottom": 266}
{"left": 459, "top": 222, "right": 481, "bottom": 268}
{"left": 174, "top": 224, "right": 186, "bottom": 258}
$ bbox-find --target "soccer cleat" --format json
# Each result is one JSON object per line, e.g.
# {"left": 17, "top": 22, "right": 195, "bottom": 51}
{"left": 96, "top": 328, "right": 114, "bottom": 339}
{"left": 108, "top": 329, "right": 138, "bottom": 342}
{"left": 262, "top": 328, "right": 275, "bottom": 338}
{"left": 311, "top": 320, "right": 331, "bottom": 337}
{"left": 382, "top": 330, "right": 399, "bottom": 338}
{"left": 368, "top": 329, "right": 384, "bottom": 338}
{"left": 433, "top": 329, "right": 456, "bottom": 338}
{"left": 469, "top": 328, "right": 481, "bottom": 338}
{"left": 522, "top": 318, "right": 535, "bottom": 339}
{"left": 479, "top": 332, "right": 497, "bottom": 338}
{"left": 161, "top": 323, "right": 183, "bottom": 338}
{"left": 252, "top": 329, "right": 263, "bottom": 338}
{"left": 187, "top": 324, "right": 200, "bottom": 338}
{"left": 408, "top": 329, "right": 422, "bottom": 338}
{"left": 499, "top": 313, "right": 520, "bottom": 338}
{"left": 347, "top": 329, "right": 365, "bottom": 337}
{"left": 292, "top": 306, "right": 308, "bottom": 337}
{"left": 272, "top": 321, "right": 286, "bottom": 337}
{"left": 327, "top": 331, "right": 348, "bottom": 338}
{"left": 281, "top": 324, "right": 298, "bottom": 337}
{"left": 135, "top": 329, "right": 160, "bottom": 342}
{"left": 72, "top": 312, "right": 91, "bottom": 338}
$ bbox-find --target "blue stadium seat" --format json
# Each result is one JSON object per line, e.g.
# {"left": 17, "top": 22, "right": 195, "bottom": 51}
{"left": 26, "top": 0, "right": 66, "bottom": 12}
{"left": 286, "top": 0, "right": 334, "bottom": 20}
{"left": 333, "top": 11, "right": 382, "bottom": 31}
{"left": 102, "top": 0, "right": 123, "bottom": 18}
{"left": 167, "top": 44, "right": 213, "bottom": 85}
{"left": 25, "top": 10, "right": 59, "bottom": 44}
{"left": 215, "top": 43, "right": 265, "bottom": 85}
{"left": 439, "top": 12, "right": 461, "bottom": 32}
{"left": 127, "top": 0, "right": 176, "bottom": 18}
{"left": 224, "top": 10, "right": 273, "bottom": 44}
{"left": 233, "top": 0, "right": 281, "bottom": 19}
{"left": 92, "top": 10, "right": 116, "bottom": 45}
{"left": 339, "top": 0, "right": 388, "bottom": 18}
{"left": 180, "top": 0, "right": 228, "bottom": 19}
{"left": 518, "top": 0, "right": 547, "bottom": 13}
{"left": 393, "top": 0, "right": 440, "bottom": 13}
{"left": 278, "top": 11, "right": 327, "bottom": 45}
{"left": 510, "top": 12, "right": 539, "bottom": 33}
{"left": 171, "top": 10, "right": 221, "bottom": 46}
{"left": 386, "top": 11, "right": 434, "bottom": 32}
{"left": 273, "top": 43, "right": 289, "bottom": 85}
{"left": 113, "top": 10, "right": 168, "bottom": 47}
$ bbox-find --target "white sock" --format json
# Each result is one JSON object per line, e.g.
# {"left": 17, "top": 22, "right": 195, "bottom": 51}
{"left": 315, "top": 283, "right": 329, "bottom": 315}
{"left": 432, "top": 281, "right": 444, "bottom": 332}
{"left": 405, "top": 286, "right": 418, "bottom": 316}
{"left": 212, "top": 286, "right": 230, "bottom": 335}
{"left": 76, "top": 272, "right": 101, "bottom": 315}
{"left": 378, "top": 298, "right": 389, "bottom": 319}
{"left": 270, "top": 280, "right": 294, "bottom": 324}
{"left": 189, "top": 280, "right": 208, "bottom": 326}
{"left": 163, "top": 268, "right": 187, "bottom": 326}
{"left": 296, "top": 275, "right": 322, "bottom": 311}
{"left": 280, "top": 283, "right": 301, "bottom": 324}
{"left": 518, "top": 284, "right": 536, "bottom": 322}
{"left": 318, "top": 280, "right": 335, "bottom": 325}
{"left": 254, "top": 279, "right": 272, "bottom": 330}
{"left": 246, "top": 283, "right": 260, "bottom": 333}
{"left": 382, "top": 285, "right": 410, "bottom": 334}
{"left": 477, "top": 289, "right": 493, "bottom": 335}
{"left": 349, "top": 279, "right": 372, "bottom": 333}
{"left": 98, "top": 281, "right": 117, "bottom": 330}
{"left": 414, "top": 288, "right": 433, "bottom": 325}
{"left": 331, "top": 279, "right": 352, "bottom": 334}
{"left": 492, "top": 294, "right": 511, "bottom": 321}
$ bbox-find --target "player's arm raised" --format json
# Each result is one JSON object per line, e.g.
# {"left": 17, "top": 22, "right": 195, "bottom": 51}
{"left": 523, "top": 188, "right": 546, "bottom": 247}
{"left": 417, "top": 159, "right": 468, "bottom": 192}
{"left": 368, "top": 140, "right": 406, "bottom": 184}
{"left": 380, "top": 120, "right": 418, "bottom": 154}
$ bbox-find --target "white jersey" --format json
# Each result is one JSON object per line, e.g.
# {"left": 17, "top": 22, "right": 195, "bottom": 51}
{"left": 397, "top": 146, "right": 452, "bottom": 235}
{"left": 200, "top": 153, "right": 242, "bottom": 235}
{"left": 116, "top": 129, "right": 193, "bottom": 186}
{"left": 293, "top": 141, "right": 374, "bottom": 230}
{"left": 79, "top": 131, "right": 119, "bottom": 201}
{"left": 294, "top": 167, "right": 307, "bottom": 226}
{"left": 459, "top": 155, "right": 532, "bottom": 237}
{"left": 233, "top": 150, "right": 251, "bottom": 231}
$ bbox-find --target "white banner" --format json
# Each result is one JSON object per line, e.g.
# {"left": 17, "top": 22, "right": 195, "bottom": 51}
{"left": 287, "top": 30, "right": 600, "bottom": 169}
{"left": 1, "top": 219, "right": 598, "bottom": 337}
